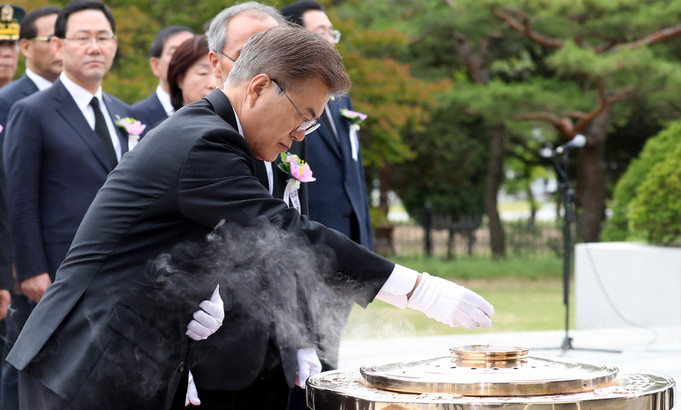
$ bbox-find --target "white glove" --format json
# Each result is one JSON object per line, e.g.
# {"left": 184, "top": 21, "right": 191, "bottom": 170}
{"left": 295, "top": 348, "right": 322, "bottom": 388}
{"left": 186, "top": 284, "right": 224, "bottom": 341}
{"left": 185, "top": 370, "right": 200, "bottom": 406}
{"left": 407, "top": 272, "right": 494, "bottom": 329}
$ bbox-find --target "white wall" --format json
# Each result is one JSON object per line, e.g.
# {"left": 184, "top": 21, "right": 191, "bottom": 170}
{"left": 575, "top": 242, "right": 681, "bottom": 329}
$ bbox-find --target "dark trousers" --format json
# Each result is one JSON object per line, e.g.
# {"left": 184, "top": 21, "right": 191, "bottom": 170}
{"left": 287, "top": 362, "right": 333, "bottom": 410}
{"left": 19, "top": 366, "right": 189, "bottom": 410}
{"left": 2, "top": 295, "right": 33, "bottom": 410}
{"left": 195, "top": 363, "right": 290, "bottom": 410}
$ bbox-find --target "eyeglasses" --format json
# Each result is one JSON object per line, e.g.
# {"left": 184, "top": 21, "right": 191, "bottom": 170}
{"left": 29, "top": 35, "right": 52, "bottom": 42}
{"left": 219, "top": 50, "right": 237, "bottom": 63}
{"left": 62, "top": 35, "right": 116, "bottom": 47}
{"left": 271, "top": 79, "right": 320, "bottom": 135}
{"left": 313, "top": 29, "right": 341, "bottom": 44}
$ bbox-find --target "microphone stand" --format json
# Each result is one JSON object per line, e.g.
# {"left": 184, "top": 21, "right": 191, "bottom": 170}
{"left": 540, "top": 148, "right": 620, "bottom": 354}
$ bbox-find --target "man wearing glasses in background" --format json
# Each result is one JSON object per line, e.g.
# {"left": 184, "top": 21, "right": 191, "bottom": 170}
{"left": 2, "top": 2, "right": 132, "bottom": 407}
{"left": 0, "top": 6, "right": 60, "bottom": 146}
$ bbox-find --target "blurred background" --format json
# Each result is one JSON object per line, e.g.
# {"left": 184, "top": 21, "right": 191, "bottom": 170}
{"left": 16, "top": 0, "right": 681, "bottom": 337}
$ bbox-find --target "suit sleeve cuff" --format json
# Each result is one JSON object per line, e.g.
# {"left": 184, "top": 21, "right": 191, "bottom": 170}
{"left": 374, "top": 264, "right": 419, "bottom": 309}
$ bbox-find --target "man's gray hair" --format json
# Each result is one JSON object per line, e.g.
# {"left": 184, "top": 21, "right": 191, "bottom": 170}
{"left": 227, "top": 26, "right": 351, "bottom": 96}
{"left": 207, "top": 2, "right": 285, "bottom": 54}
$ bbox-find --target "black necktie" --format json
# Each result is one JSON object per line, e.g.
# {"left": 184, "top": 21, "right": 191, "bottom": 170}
{"left": 319, "top": 105, "right": 338, "bottom": 144}
{"left": 90, "top": 97, "right": 117, "bottom": 168}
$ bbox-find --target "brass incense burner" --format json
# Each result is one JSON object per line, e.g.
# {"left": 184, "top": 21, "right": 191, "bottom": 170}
{"left": 306, "top": 345, "right": 676, "bottom": 410}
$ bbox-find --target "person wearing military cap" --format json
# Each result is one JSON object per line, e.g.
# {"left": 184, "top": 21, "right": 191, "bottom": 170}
{"left": 0, "top": 4, "right": 24, "bottom": 89}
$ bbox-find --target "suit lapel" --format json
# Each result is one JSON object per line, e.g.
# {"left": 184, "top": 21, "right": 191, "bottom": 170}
{"left": 52, "top": 81, "right": 113, "bottom": 172}
{"left": 328, "top": 97, "right": 353, "bottom": 163}
{"left": 313, "top": 105, "right": 342, "bottom": 159}
{"left": 20, "top": 74, "right": 39, "bottom": 97}
{"left": 103, "top": 93, "right": 129, "bottom": 154}
{"left": 151, "top": 93, "right": 167, "bottom": 123}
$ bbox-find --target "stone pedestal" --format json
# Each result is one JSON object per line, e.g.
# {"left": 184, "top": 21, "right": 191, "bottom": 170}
{"left": 575, "top": 242, "right": 681, "bottom": 329}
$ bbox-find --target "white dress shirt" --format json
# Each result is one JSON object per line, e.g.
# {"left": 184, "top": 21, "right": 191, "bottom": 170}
{"left": 60, "top": 72, "right": 122, "bottom": 160}
{"left": 25, "top": 68, "right": 54, "bottom": 92}
{"left": 156, "top": 85, "right": 174, "bottom": 117}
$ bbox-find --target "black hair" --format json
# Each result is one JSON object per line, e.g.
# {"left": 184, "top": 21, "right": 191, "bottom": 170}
{"left": 54, "top": 0, "right": 115, "bottom": 39}
{"left": 279, "top": 0, "right": 325, "bottom": 27}
{"left": 149, "top": 25, "right": 194, "bottom": 58}
{"left": 20, "top": 6, "right": 60, "bottom": 40}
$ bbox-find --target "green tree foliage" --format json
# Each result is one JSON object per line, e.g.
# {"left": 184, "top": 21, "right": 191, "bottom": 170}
{"left": 602, "top": 120, "right": 681, "bottom": 242}
{"left": 486, "top": 0, "right": 681, "bottom": 243}
{"left": 629, "top": 140, "right": 681, "bottom": 245}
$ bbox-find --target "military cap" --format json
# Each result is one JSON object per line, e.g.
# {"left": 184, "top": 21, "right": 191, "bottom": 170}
{"left": 0, "top": 4, "right": 25, "bottom": 41}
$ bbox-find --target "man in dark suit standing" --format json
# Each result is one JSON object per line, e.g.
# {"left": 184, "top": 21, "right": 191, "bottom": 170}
{"left": 281, "top": 0, "right": 373, "bottom": 250}
{"left": 206, "top": 2, "right": 309, "bottom": 214}
{"left": 0, "top": 6, "right": 62, "bottom": 409}
{"left": 3, "top": 3, "right": 138, "bottom": 408}
{"left": 0, "top": 6, "right": 61, "bottom": 146}
{"left": 132, "top": 25, "right": 194, "bottom": 136}
{"left": 7, "top": 25, "right": 493, "bottom": 410}
{"left": 200, "top": 4, "right": 318, "bottom": 407}
{"left": 279, "top": 5, "right": 373, "bottom": 407}
{"left": 3, "top": 0, "right": 130, "bottom": 306}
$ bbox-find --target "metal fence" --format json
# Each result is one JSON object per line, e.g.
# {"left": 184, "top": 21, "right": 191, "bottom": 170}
{"left": 375, "top": 219, "right": 563, "bottom": 258}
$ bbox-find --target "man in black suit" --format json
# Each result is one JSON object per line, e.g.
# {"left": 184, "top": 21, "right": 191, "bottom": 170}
{"left": 280, "top": 4, "right": 374, "bottom": 408}
{"left": 132, "top": 25, "right": 194, "bottom": 136}
{"left": 281, "top": 0, "right": 373, "bottom": 250}
{"left": 0, "top": 6, "right": 61, "bottom": 409}
{"left": 0, "top": 6, "right": 61, "bottom": 145}
{"left": 201, "top": 4, "right": 318, "bottom": 407}
{"left": 206, "top": 2, "right": 309, "bottom": 213}
{"left": 7, "top": 25, "right": 493, "bottom": 410}
{"left": 2, "top": 2, "right": 136, "bottom": 407}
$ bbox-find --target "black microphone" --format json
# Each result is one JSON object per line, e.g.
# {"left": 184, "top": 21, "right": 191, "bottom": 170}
{"left": 540, "top": 134, "right": 587, "bottom": 158}
{"left": 555, "top": 134, "right": 587, "bottom": 154}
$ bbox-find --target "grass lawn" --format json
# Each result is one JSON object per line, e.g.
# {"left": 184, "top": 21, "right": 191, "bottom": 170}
{"left": 342, "top": 255, "right": 575, "bottom": 339}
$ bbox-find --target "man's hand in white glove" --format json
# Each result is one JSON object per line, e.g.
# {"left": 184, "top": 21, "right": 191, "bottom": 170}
{"left": 185, "top": 370, "right": 200, "bottom": 407}
{"left": 407, "top": 272, "right": 494, "bottom": 329}
{"left": 186, "top": 284, "right": 224, "bottom": 341}
{"left": 295, "top": 348, "right": 322, "bottom": 388}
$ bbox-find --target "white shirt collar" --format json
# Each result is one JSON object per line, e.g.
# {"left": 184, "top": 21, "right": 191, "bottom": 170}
{"left": 155, "top": 85, "right": 174, "bottom": 116}
{"left": 60, "top": 72, "right": 103, "bottom": 111}
{"left": 25, "top": 68, "right": 55, "bottom": 91}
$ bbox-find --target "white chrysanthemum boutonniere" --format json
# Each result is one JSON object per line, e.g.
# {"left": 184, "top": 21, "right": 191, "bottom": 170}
{"left": 115, "top": 115, "right": 146, "bottom": 150}
{"left": 339, "top": 109, "right": 367, "bottom": 161}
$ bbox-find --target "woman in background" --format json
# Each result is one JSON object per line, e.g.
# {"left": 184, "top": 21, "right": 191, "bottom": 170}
{"left": 168, "top": 35, "right": 217, "bottom": 111}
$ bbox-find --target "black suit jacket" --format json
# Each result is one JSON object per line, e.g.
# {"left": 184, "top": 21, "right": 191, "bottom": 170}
{"left": 0, "top": 73, "right": 40, "bottom": 291}
{"left": 7, "top": 89, "right": 393, "bottom": 407}
{"left": 131, "top": 91, "right": 168, "bottom": 137}
{"left": 3, "top": 80, "right": 131, "bottom": 283}
{"left": 0, "top": 152, "right": 11, "bottom": 291}
{"left": 0, "top": 73, "right": 39, "bottom": 147}
{"left": 306, "top": 95, "right": 373, "bottom": 249}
